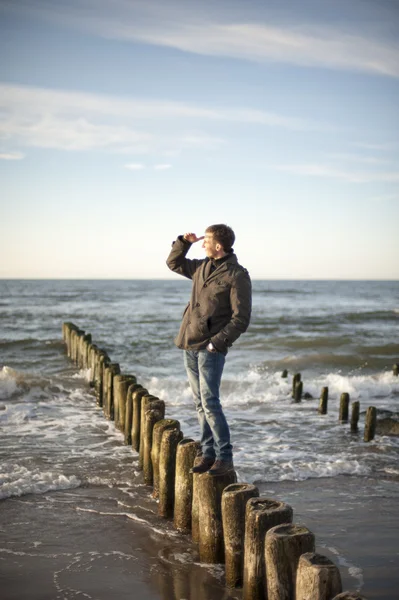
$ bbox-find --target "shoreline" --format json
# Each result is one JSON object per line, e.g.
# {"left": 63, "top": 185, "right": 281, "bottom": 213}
{"left": 1, "top": 472, "right": 398, "bottom": 600}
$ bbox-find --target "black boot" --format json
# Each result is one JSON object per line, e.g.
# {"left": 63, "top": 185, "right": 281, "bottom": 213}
{"left": 208, "top": 459, "right": 234, "bottom": 476}
{"left": 190, "top": 456, "right": 215, "bottom": 474}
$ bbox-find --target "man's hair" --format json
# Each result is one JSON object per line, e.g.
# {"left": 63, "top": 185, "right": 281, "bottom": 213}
{"left": 206, "top": 224, "right": 235, "bottom": 252}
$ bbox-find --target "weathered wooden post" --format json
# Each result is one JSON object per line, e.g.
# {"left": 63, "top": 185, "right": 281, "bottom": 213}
{"left": 332, "top": 593, "right": 367, "bottom": 600}
{"left": 296, "top": 552, "right": 342, "bottom": 600}
{"left": 192, "top": 470, "right": 200, "bottom": 543}
{"left": 138, "top": 395, "right": 160, "bottom": 469}
{"left": 243, "top": 498, "right": 293, "bottom": 600}
{"left": 113, "top": 375, "right": 137, "bottom": 432}
{"left": 94, "top": 350, "right": 109, "bottom": 402}
{"left": 151, "top": 419, "right": 181, "bottom": 499}
{"left": 222, "top": 483, "right": 259, "bottom": 588}
{"left": 339, "top": 393, "right": 350, "bottom": 423}
{"left": 124, "top": 383, "right": 143, "bottom": 445}
{"left": 292, "top": 373, "right": 301, "bottom": 398}
{"left": 174, "top": 439, "right": 201, "bottom": 532}
{"left": 131, "top": 388, "right": 149, "bottom": 452}
{"left": 318, "top": 386, "right": 329, "bottom": 414}
{"left": 158, "top": 427, "right": 183, "bottom": 518}
{"left": 96, "top": 352, "right": 110, "bottom": 407}
{"left": 350, "top": 401, "right": 360, "bottom": 433}
{"left": 143, "top": 401, "right": 165, "bottom": 486}
{"left": 81, "top": 333, "right": 92, "bottom": 369}
{"left": 281, "top": 369, "right": 288, "bottom": 378}
{"left": 393, "top": 363, "right": 399, "bottom": 376}
{"left": 364, "top": 406, "right": 377, "bottom": 442}
{"left": 88, "top": 343, "right": 98, "bottom": 386}
{"left": 105, "top": 363, "right": 121, "bottom": 420}
{"left": 294, "top": 381, "right": 303, "bottom": 403}
{"left": 197, "top": 470, "right": 237, "bottom": 564}
{"left": 265, "top": 523, "right": 315, "bottom": 600}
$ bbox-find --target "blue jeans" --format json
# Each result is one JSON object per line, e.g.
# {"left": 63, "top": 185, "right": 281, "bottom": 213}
{"left": 184, "top": 349, "right": 232, "bottom": 462}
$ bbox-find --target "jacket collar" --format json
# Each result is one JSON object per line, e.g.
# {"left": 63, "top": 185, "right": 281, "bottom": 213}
{"left": 201, "top": 253, "right": 237, "bottom": 286}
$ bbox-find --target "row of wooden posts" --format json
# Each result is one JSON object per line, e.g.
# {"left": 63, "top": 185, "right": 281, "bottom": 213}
{"left": 62, "top": 322, "right": 366, "bottom": 600}
{"left": 282, "top": 370, "right": 379, "bottom": 443}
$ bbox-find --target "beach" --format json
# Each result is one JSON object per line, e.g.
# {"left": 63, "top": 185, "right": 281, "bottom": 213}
{"left": 1, "top": 279, "right": 398, "bottom": 599}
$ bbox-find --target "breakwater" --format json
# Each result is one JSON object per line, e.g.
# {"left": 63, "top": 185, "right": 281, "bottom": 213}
{"left": 63, "top": 322, "right": 370, "bottom": 600}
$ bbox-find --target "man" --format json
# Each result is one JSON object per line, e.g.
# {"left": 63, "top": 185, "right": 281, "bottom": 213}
{"left": 166, "top": 224, "right": 252, "bottom": 476}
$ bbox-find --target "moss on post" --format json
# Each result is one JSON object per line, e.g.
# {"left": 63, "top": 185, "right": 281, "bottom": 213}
{"left": 318, "top": 386, "right": 329, "bottom": 415}
{"left": 339, "top": 393, "right": 350, "bottom": 423}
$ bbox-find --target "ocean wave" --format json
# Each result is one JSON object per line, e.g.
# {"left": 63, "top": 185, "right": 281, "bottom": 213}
{"left": 0, "top": 463, "right": 81, "bottom": 500}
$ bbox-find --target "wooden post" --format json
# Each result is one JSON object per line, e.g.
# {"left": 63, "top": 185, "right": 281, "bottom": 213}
{"left": 393, "top": 363, "right": 399, "bottom": 376}
{"left": 113, "top": 375, "right": 137, "bottom": 432}
{"left": 81, "top": 333, "right": 92, "bottom": 368}
{"left": 143, "top": 402, "right": 165, "bottom": 486}
{"left": 318, "top": 386, "right": 329, "bottom": 414}
{"left": 94, "top": 350, "right": 109, "bottom": 402}
{"left": 192, "top": 471, "right": 200, "bottom": 543}
{"left": 350, "top": 401, "right": 360, "bottom": 433}
{"left": 281, "top": 369, "right": 288, "bottom": 378}
{"left": 105, "top": 363, "right": 121, "bottom": 420}
{"left": 174, "top": 439, "right": 201, "bottom": 533}
{"left": 197, "top": 470, "right": 237, "bottom": 564}
{"left": 131, "top": 388, "right": 149, "bottom": 452}
{"left": 332, "top": 593, "right": 367, "bottom": 600}
{"left": 88, "top": 344, "right": 98, "bottom": 386}
{"left": 158, "top": 427, "right": 183, "bottom": 518}
{"left": 296, "top": 552, "right": 342, "bottom": 600}
{"left": 124, "top": 383, "right": 142, "bottom": 445}
{"left": 294, "top": 381, "right": 303, "bottom": 403}
{"left": 151, "top": 419, "right": 180, "bottom": 499}
{"left": 364, "top": 406, "right": 377, "bottom": 442}
{"left": 265, "top": 523, "right": 315, "bottom": 600}
{"left": 96, "top": 352, "right": 110, "bottom": 407}
{"left": 138, "top": 395, "right": 159, "bottom": 470}
{"left": 222, "top": 483, "right": 259, "bottom": 588}
{"left": 243, "top": 498, "right": 293, "bottom": 600}
{"left": 339, "top": 393, "right": 350, "bottom": 423}
{"left": 292, "top": 373, "right": 301, "bottom": 398}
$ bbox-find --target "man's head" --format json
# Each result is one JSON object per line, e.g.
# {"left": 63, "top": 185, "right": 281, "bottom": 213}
{"left": 202, "top": 224, "right": 235, "bottom": 259}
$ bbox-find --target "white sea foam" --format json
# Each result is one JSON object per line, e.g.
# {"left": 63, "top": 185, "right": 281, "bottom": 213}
{"left": 0, "top": 366, "right": 19, "bottom": 399}
{"left": 0, "top": 463, "right": 81, "bottom": 500}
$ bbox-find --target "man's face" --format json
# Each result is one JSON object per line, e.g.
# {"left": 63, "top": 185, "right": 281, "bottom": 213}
{"left": 202, "top": 232, "right": 219, "bottom": 258}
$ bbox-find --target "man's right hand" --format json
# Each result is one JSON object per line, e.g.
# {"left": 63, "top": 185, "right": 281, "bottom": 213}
{"left": 183, "top": 233, "right": 204, "bottom": 243}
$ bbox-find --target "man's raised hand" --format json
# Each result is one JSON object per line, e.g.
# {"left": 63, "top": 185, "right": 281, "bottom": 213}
{"left": 183, "top": 233, "right": 204, "bottom": 243}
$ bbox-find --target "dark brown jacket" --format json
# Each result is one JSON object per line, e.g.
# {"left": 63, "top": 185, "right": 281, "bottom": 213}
{"left": 166, "top": 236, "right": 252, "bottom": 354}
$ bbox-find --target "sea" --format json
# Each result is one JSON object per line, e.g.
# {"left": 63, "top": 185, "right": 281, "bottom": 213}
{"left": 1, "top": 279, "right": 399, "bottom": 599}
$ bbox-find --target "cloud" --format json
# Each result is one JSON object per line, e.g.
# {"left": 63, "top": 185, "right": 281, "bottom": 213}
{"left": 272, "top": 163, "right": 399, "bottom": 183}
{"left": 3, "top": 0, "right": 398, "bottom": 77}
{"left": 153, "top": 164, "right": 172, "bottom": 170}
{"left": 0, "top": 151, "right": 25, "bottom": 160}
{"left": 325, "top": 153, "right": 391, "bottom": 165}
{"left": 125, "top": 163, "right": 145, "bottom": 170}
{"left": 0, "top": 83, "right": 323, "bottom": 156}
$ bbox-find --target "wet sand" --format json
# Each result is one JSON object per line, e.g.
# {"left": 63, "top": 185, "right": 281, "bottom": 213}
{"left": 1, "top": 472, "right": 398, "bottom": 600}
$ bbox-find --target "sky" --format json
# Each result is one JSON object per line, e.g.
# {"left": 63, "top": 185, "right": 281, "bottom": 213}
{"left": 1, "top": 0, "right": 398, "bottom": 279}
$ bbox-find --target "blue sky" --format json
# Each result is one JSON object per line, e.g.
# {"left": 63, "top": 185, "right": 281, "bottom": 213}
{"left": 1, "top": 0, "right": 398, "bottom": 279}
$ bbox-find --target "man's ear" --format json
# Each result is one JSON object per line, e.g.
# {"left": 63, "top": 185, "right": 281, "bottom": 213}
{"left": 216, "top": 244, "right": 221, "bottom": 251}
